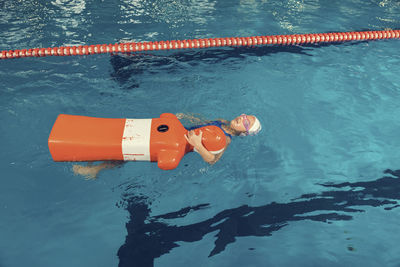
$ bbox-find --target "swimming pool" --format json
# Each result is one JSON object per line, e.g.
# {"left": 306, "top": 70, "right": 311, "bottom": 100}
{"left": 1, "top": 0, "right": 400, "bottom": 266}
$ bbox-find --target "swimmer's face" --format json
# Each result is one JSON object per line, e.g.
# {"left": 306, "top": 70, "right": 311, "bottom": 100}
{"left": 230, "top": 114, "right": 255, "bottom": 133}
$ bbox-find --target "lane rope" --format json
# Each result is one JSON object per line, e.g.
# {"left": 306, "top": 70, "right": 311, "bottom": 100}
{"left": 1, "top": 30, "right": 399, "bottom": 60}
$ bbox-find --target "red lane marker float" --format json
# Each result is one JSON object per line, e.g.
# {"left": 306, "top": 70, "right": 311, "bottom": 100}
{"left": 1, "top": 30, "right": 399, "bottom": 59}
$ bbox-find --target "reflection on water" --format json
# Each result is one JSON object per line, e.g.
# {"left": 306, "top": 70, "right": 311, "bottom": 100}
{"left": 0, "top": 0, "right": 52, "bottom": 45}
{"left": 117, "top": 169, "right": 400, "bottom": 267}
{"left": 51, "top": 0, "right": 89, "bottom": 45}
{"left": 119, "top": 0, "right": 216, "bottom": 28}
{"left": 51, "top": 0, "right": 86, "bottom": 14}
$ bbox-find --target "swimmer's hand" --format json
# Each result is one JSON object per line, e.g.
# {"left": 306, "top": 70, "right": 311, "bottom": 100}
{"left": 185, "top": 130, "right": 217, "bottom": 164}
{"left": 184, "top": 130, "right": 203, "bottom": 147}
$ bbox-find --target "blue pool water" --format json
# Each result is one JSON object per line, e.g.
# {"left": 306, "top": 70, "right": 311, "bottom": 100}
{"left": 1, "top": 1, "right": 400, "bottom": 266}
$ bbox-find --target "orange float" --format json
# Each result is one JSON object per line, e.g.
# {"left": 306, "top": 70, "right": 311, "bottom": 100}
{"left": 48, "top": 113, "right": 226, "bottom": 170}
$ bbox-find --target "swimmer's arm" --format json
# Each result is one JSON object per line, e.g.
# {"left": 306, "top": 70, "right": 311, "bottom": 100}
{"left": 194, "top": 143, "right": 217, "bottom": 164}
{"left": 210, "top": 137, "right": 231, "bottom": 164}
{"left": 192, "top": 137, "right": 230, "bottom": 165}
{"left": 176, "top": 113, "right": 208, "bottom": 124}
{"left": 185, "top": 130, "right": 230, "bottom": 165}
{"left": 185, "top": 130, "right": 215, "bottom": 164}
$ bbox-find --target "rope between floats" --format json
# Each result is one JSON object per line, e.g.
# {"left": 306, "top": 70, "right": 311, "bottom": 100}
{"left": 1, "top": 30, "right": 399, "bottom": 60}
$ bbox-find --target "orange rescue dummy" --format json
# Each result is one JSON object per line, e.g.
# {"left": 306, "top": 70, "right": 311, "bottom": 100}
{"left": 48, "top": 113, "right": 226, "bottom": 170}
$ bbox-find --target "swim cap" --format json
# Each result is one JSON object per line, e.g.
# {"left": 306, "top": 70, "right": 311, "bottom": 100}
{"left": 240, "top": 116, "right": 262, "bottom": 136}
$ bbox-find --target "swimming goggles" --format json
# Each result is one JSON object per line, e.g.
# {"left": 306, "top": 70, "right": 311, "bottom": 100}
{"left": 241, "top": 114, "right": 250, "bottom": 135}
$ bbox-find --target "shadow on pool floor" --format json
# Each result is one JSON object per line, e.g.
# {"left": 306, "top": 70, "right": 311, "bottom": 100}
{"left": 117, "top": 169, "right": 400, "bottom": 267}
